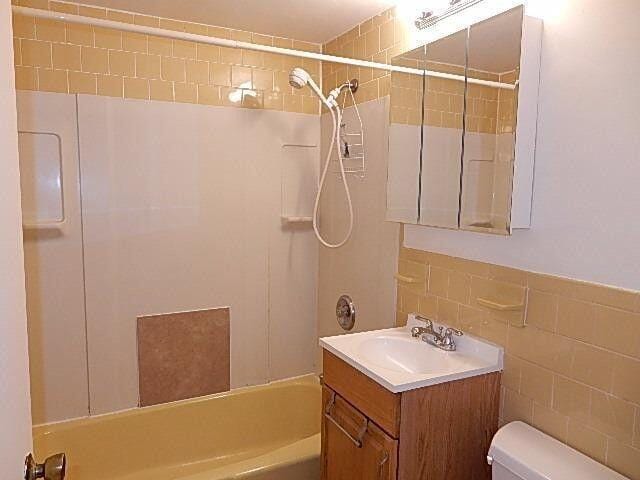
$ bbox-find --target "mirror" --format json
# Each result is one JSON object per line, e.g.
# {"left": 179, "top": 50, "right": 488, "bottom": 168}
{"left": 386, "top": 5, "right": 530, "bottom": 235}
{"left": 460, "top": 7, "right": 523, "bottom": 234}
{"left": 386, "top": 47, "right": 425, "bottom": 223}
{"left": 419, "top": 29, "right": 467, "bottom": 229}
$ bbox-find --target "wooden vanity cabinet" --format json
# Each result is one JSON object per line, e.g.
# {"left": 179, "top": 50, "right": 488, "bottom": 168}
{"left": 321, "top": 350, "right": 501, "bottom": 480}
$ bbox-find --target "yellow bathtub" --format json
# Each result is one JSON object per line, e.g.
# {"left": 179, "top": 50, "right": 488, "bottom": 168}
{"left": 33, "top": 375, "right": 321, "bottom": 480}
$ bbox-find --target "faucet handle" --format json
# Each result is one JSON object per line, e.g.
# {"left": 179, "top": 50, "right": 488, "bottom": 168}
{"left": 445, "top": 327, "right": 463, "bottom": 337}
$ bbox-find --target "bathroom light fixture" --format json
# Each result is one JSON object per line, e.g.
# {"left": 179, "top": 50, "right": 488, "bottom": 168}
{"left": 415, "top": 0, "right": 487, "bottom": 29}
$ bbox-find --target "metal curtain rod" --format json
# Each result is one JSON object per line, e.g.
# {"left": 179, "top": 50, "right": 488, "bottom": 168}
{"left": 12, "top": 6, "right": 515, "bottom": 90}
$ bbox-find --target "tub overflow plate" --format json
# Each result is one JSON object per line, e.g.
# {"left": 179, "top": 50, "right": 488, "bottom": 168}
{"left": 336, "top": 295, "right": 356, "bottom": 331}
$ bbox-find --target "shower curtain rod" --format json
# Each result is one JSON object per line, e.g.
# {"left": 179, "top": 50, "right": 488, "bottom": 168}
{"left": 12, "top": 6, "right": 515, "bottom": 91}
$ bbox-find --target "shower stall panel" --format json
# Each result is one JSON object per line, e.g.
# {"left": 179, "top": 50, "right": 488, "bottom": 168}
{"left": 17, "top": 91, "right": 89, "bottom": 424}
{"left": 77, "top": 95, "right": 319, "bottom": 415}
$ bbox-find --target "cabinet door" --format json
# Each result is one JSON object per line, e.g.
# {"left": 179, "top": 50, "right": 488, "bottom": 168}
{"left": 321, "top": 387, "right": 398, "bottom": 480}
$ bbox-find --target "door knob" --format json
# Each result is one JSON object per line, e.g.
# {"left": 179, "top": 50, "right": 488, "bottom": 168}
{"left": 24, "top": 453, "right": 66, "bottom": 480}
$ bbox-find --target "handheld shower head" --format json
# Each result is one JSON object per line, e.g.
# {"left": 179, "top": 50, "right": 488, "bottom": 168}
{"left": 288, "top": 67, "right": 335, "bottom": 108}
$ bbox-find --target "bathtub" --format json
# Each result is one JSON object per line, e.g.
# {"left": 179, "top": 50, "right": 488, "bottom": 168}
{"left": 33, "top": 375, "right": 321, "bottom": 480}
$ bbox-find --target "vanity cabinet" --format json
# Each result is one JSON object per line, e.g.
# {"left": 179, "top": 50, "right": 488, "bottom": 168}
{"left": 321, "top": 350, "right": 501, "bottom": 480}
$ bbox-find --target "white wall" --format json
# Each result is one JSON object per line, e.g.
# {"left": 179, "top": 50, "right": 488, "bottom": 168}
{"left": 0, "top": 1, "right": 32, "bottom": 475}
{"left": 318, "top": 99, "right": 399, "bottom": 343}
{"left": 17, "top": 92, "right": 89, "bottom": 424}
{"left": 77, "top": 95, "right": 320, "bottom": 414}
{"left": 406, "top": 0, "right": 640, "bottom": 291}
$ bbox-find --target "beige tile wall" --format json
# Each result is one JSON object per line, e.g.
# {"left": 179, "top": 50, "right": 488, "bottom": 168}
{"left": 11, "top": 0, "right": 321, "bottom": 113}
{"left": 396, "top": 244, "right": 640, "bottom": 479}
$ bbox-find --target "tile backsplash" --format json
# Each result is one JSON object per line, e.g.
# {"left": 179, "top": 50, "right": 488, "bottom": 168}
{"left": 396, "top": 246, "right": 640, "bottom": 479}
{"left": 12, "top": 0, "right": 321, "bottom": 113}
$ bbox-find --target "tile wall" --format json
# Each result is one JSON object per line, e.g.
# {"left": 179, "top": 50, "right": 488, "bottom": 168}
{"left": 396, "top": 244, "right": 640, "bottom": 479}
{"left": 11, "top": 0, "right": 321, "bottom": 113}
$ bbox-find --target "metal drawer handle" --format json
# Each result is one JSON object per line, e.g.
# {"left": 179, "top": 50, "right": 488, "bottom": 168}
{"left": 324, "top": 392, "right": 368, "bottom": 448}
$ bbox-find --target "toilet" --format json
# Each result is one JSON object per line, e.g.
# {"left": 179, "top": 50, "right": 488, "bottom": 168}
{"left": 489, "top": 422, "right": 629, "bottom": 480}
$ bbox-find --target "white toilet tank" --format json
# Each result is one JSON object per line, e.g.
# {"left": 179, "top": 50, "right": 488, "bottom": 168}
{"left": 488, "top": 422, "right": 629, "bottom": 480}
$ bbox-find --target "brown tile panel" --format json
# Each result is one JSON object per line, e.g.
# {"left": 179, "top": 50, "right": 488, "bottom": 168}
{"left": 137, "top": 307, "right": 230, "bottom": 407}
{"left": 395, "top": 245, "right": 640, "bottom": 477}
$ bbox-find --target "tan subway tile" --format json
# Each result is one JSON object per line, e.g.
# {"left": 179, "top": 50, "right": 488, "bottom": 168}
{"left": 448, "top": 271, "right": 471, "bottom": 304}
{"left": 197, "top": 84, "right": 220, "bottom": 106}
{"left": 574, "top": 281, "right": 638, "bottom": 312}
{"left": 263, "top": 90, "right": 283, "bottom": 111}
{"left": 274, "top": 70, "right": 291, "bottom": 93}
{"left": 502, "top": 387, "right": 533, "bottom": 424}
{"left": 183, "top": 23, "right": 208, "bottom": 36}
{"left": 552, "top": 376, "right": 591, "bottom": 422}
{"left": 283, "top": 93, "right": 303, "bottom": 112}
{"left": 230, "top": 29, "right": 252, "bottom": 42}
{"left": 231, "top": 65, "right": 252, "bottom": 88}
{"left": 428, "top": 266, "right": 449, "bottom": 297}
{"left": 107, "top": 10, "right": 134, "bottom": 24}
{"left": 148, "top": 79, "right": 173, "bottom": 102}
{"left": 14, "top": 66, "right": 37, "bottom": 90}
{"left": 242, "top": 49, "right": 263, "bottom": 68}
{"left": 507, "top": 324, "right": 574, "bottom": 374}
{"left": 35, "top": 18, "right": 65, "bottom": 42}
{"left": 81, "top": 47, "right": 108, "bottom": 74}
{"left": 589, "top": 390, "right": 635, "bottom": 442}
{"left": 527, "top": 272, "right": 577, "bottom": 297}
{"left": 94, "top": 27, "right": 121, "bottom": 49}
{"left": 210, "top": 63, "right": 231, "bottom": 87}
{"left": 50, "top": 1, "right": 77, "bottom": 14}
{"left": 96, "top": 75, "right": 122, "bottom": 97}
{"left": 197, "top": 44, "right": 219, "bottom": 63}
{"left": 397, "top": 259, "right": 427, "bottom": 295}
{"left": 68, "top": 71, "right": 96, "bottom": 94}
{"left": 568, "top": 343, "right": 614, "bottom": 392}
{"left": 379, "top": 20, "right": 394, "bottom": 51}
{"left": 418, "top": 294, "right": 438, "bottom": 319}
{"left": 66, "top": 24, "right": 93, "bottom": 46}
{"left": 12, "top": 14, "right": 35, "bottom": 39}
{"left": 399, "top": 247, "right": 430, "bottom": 265}
{"left": 220, "top": 46, "right": 242, "bottom": 65}
{"left": 123, "top": 77, "right": 148, "bottom": 100}
{"left": 273, "top": 36, "right": 292, "bottom": 49}
{"left": 606, "top": 439, "right": 640, "bottom": 480}
{"left": 398, "top": 287, "right": 420, "bottom": 314}
{"left": 161, "top": 57, "right": 185, "bottom": 82}
{"left": 593, "top": 305, "right": 640, "bottom": 358}
{"left": 612, "top": 354, "right": 640, "bottom": 405}
{"left": 531, "top": 403, "right": 568, "bottom": 442}
{"left": 157, "top": 18, "right": 183, "bottom": 32}
{"left": 437, "top": 298, "right": 459, "bottom": 327}
{"left": 263, "top": 52, "right": 284, "bottom": 71}
{"left": 174, "top": 82, "right": 197, "bottom": 104}
{"left": 135, "top": 54, "right": 160, "bottom": 79}
{"left": 17, "top": 0, "right": 48, "bottom": 8}
{"left": 635, "top": 407, "right": 640, "bottom": 448}
{"left": 488, "top": 264, "right": 527, "bottom": 286}
{"left": 185, "top": 60, "right": 208, "bottom": 84}
{"left": 557, "top": 297, "right": 596, "bottom": 343}
{"left": 78, "top": 5, "right": 106, "bottom": 19}
{"left": 208, "top": 26, "right": 231, "bottom": 39}
{"left": 292, "top": 40, "right": 319, "bottom": 53}
{"left": 148, "top": 36, "right": 172, "bottom": 56}
{"left": 567, "top": 421, "right": 607, "bottom": 464}
{"left": 520, "top": 361, "right": 554, "bottom": 407}
{"left": 502, "top": 353, "right": 522, "bottom": 392}
{"left": 525, "top": 290, "right": 558, "bottom": 332}
{"left": 459, "top": 305, "right": 507, "bottom": 345}
{"left": 38, "top": 69, "right": 68, "bottom": 93}
{"left": 122, "top": 32, "right": 147, "bottom": 53}
{"left": 21, "top": 39, "right": 51, "bottom": 67}
{"left": 52, "top": 43, "right": 80, "bottom": 70}
{"left": 302, "top": 94, "right": 319, "bottom": 115}
{"left": 173, "top": 40, "right": 197, "bottom": 59}
{"left": 471, "top": 276, "right": 526, "bottom": 326}
{"left": 252, "top": 33, "right": 273, "bottom": 46}
{"left": 134, "top": 15, "right": 159, "bottom": 28}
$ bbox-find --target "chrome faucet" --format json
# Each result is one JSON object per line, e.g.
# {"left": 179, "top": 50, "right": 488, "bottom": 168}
{"left": 410, "top": 315, "right": 463, "bottom": 351}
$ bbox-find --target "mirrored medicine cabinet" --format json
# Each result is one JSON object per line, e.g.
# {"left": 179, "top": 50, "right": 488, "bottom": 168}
{"left": 386, "top": 5, "right": 542, "bottom": 235}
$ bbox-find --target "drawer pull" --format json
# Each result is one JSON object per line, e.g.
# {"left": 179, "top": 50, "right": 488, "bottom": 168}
{"left": 325, "top": 392, "right": 368, "bottom": 448}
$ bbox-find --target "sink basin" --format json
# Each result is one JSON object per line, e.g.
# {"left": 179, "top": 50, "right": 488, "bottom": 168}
{"left": 319, "top": 314, "right": 503, "bottom": 393}
{"left": 357, "top": 336, "right": 455, "bottom": 375}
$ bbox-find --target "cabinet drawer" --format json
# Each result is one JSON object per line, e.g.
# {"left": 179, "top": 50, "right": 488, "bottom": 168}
{"left": 322, "top": 350, "right": 401, "bottom": 438}
{"left": 322, "top": 387, "right": 398, "bottom": 480}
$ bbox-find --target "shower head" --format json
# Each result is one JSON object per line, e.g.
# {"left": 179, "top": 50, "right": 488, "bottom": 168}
{"left": 289, "top": 67, "right": 335, "bottom": 109}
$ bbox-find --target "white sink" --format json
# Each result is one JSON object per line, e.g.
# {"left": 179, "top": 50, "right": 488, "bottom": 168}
{"left": 319, "top": 314, "right": 503, "bottom": 393}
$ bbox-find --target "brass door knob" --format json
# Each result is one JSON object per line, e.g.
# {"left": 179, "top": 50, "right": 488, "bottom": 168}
{"left": 24, "top": 453, "right": 66, "bottom": 480}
